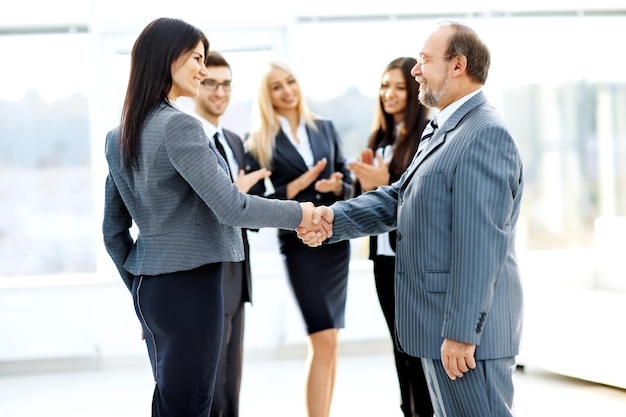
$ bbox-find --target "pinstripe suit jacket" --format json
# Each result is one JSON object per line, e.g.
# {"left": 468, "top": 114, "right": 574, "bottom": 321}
{"left": 103, "top": 102, "right": 302, "bottom": 291}
{"left": 329, "top": 92, "right": 524, "bottom": 360}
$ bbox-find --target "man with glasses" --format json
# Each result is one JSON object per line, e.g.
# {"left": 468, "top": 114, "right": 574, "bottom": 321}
{"left": 193, "top": 51, "right": 270, "bottom": 417}
{"left": 298, "top": 22, "right": 524, "bottom": 417}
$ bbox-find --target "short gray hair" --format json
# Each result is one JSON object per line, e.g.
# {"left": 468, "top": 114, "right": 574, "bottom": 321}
{"left": 445, "top": 22, "right": 491, "bottom": 85}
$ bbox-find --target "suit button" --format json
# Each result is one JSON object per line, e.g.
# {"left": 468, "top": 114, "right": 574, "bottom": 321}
{"left": 397, "top": 232, "right": 402, "bottom": 241}
{"left": 399, "top": 196, "right": 404, "bottom": 205}
{"left": 315, "top": 194, "right": 321, "bottom": 200}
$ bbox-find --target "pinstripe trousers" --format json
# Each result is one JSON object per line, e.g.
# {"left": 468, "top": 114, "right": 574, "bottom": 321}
{"left": 422, "top": 357, "right": 516, "bottom": 417}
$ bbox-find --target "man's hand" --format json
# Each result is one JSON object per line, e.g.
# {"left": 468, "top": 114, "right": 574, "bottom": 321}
{"left": 297, "top": 202, "right": 327, "bottom": 244}
{"left": 441, "top": 338, "right": 476, "bottom": 380}
{"left": 296, "top": 206, "right": 334, "bottom": 247}
{"left": 234, "top": 168, "right": 271, "bottom": 193}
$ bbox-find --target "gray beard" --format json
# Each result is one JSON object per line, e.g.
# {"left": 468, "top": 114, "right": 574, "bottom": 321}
{"left": 418, "top": 88, "right": 439, "bottom": 108}
{"left": 418, "top": 73, "right": 449, "bottom": 108}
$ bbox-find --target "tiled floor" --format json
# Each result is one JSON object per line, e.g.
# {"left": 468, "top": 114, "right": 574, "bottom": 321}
{"left": 1, "top": 349, "right": 625, "bottom": 417}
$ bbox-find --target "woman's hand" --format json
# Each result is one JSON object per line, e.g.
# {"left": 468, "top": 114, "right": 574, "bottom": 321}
{"left": 315, "top": 172, "right": 344, "bottom": 196}
{"left": 349, "top": 153, "right": 390, "bottom": 191}
{"left": 234, "top": 168, "right": 271, "bottom": 193}
{"left": 287, "top": 158, "right": 327, "bottom": 199}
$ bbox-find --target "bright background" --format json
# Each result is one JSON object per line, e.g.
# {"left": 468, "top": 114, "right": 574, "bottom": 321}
{"left": 1, "top": 0, "right": 626, "bottom": 390}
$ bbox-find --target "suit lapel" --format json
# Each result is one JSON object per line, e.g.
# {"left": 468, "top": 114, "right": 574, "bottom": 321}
{"left": 275, "top": 128, "right": 309, "bottom": 172}
{"left": 307, "top": 120, "right": 327, "bottom": 165}
{"left": 222, "top": 129, "right": 245, "bottom": 169}
{"left": 400, "top": 92, "right": 488, "bottom": 191}
{"left": 444, "top": 91, "right": 487, "bottom": 133}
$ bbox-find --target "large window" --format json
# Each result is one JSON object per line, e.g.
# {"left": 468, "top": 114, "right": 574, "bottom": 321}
{"left": 290, "top": 15, "right": 626, "bottom": 251}
{"left": 1, "top": 12, "right": 624, "bottom": 278}
{"left": 0, "top": 34, "right": 94, "bottom": 275}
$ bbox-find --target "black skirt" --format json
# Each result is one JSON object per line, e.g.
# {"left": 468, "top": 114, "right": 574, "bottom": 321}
{"left": 278, "top": 232, "right": 350, "bottom": 334}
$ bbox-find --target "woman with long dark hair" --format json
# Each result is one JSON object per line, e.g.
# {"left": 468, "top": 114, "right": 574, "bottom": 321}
{"left": 103, "top": 18, "right": 322, "bottom": 417}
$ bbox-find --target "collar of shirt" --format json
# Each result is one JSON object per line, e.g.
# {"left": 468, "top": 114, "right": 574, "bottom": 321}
{"left": 393, "top": 121, "right": 403, "bottom": 140}
{"left": 432, "top": 88, "right": 482, "bottom": 129}
{"left": 213, "top": 126, "right": 224, "bottom": 142}
{"left": 191, "top": 114, "right": 239, "bottom": 178}
{"left": 214, "top": 129, "right": 240, "bottom": 178}
{"left": 277, "top": 115, "right": 314, "bottom": 168}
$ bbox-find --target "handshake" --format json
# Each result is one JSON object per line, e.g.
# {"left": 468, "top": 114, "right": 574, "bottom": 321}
{"left": 297, "top": 202, "right": 334, "bottom": 247}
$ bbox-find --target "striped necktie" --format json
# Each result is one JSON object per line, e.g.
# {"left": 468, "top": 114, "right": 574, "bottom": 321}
{"left": 417, "top": 118, "right": 438, "bottom": 154}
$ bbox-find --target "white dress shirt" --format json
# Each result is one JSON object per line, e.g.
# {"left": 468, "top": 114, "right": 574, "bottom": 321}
{"left": 432, "top": 88, "right": 482, "bottom": 130}
{"left": 193, "top": 114, "right": 239, "bottom": 180}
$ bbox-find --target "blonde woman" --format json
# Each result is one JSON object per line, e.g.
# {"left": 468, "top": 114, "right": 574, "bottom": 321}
{"left": 245, "top": 61, "right": 352, "bottom": 417}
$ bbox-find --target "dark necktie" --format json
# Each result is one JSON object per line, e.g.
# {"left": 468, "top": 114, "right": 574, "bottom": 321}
{"left": 213, "top": 132, "right": 233, "bottom": 180}
{"left": 417, "top": 118, "right": 438, "bottom": 154}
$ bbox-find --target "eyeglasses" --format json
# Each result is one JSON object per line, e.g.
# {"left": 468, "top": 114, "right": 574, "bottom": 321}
{"left": 200, "top": 79, "right": 233, "bottom": 92}
{"left": 416, "top": 56, "right": 452, "bottom": 66}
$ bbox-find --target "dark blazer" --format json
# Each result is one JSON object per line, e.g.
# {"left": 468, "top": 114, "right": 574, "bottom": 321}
{"left": 103, "top": 102, "right": 302, "bottom": 290}
{"left": 353, "top": 131, "right": 422, "bottom": 258}
{"left": 221, "top": 128, "right": 252, "bottom": 309}
{"left": 246, "top": 119, "right": 353, "bottom": 237}
{"left": 329, "top": 92, "right": 524, "bottom": 360}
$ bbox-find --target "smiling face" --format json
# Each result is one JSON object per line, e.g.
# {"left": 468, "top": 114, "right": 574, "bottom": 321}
{"left": 194, "top": 65, "right": 232, "bottom": 126}
{"left": 416, "top": 67, "right": 451, "bottom": 109}
{"left": 267, "top": 66, "right": 300, "bottom": 115}
{"left": 380, "top": 68, "right": 408, "bottom": 124}
{"left": 410, "top": 26, "right": 455, "bottom": 110}
{"left": 168, "top": 41, "right": 208, "bottom": 101}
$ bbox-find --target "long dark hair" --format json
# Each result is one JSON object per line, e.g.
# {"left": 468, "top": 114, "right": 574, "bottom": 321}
{"left": 367, "top": 57, "right": 428, "bottom": 176}
{"left": 119, "top": 17, "right": 209, "bottom": 167}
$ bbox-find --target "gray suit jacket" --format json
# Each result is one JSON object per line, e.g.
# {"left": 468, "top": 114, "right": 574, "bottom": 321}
{"left": 329, "top": 92, "right": 524, "bottom": 360}
{"left": 103, "top": 102, "right": 302, "bottom": 291}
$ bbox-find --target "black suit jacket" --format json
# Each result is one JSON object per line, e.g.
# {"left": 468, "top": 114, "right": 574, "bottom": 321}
{"left": 221, "top": 128, "right": 252, "bottom": 312}
{"left": 352, "top": 130, "right": 422, "bottom": 259}
{"left": 245, "top": 119, "right": 353, "bottom": 237}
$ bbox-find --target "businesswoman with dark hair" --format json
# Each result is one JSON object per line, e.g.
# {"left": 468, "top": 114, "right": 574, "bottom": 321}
{"left": 102, "top": 18, "right": 322, "bottom": 417}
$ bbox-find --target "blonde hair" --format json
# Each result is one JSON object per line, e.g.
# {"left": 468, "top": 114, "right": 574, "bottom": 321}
{"left": 247, "top": 60, "right": 318, "bottom": 169}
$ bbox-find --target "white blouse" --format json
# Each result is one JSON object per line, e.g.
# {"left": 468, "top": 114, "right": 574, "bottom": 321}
{"left": 278, "top": 115, "right": 314, "bottom": 168}
{"left": 375, "top": 122, "right": 403, "bottom": 257}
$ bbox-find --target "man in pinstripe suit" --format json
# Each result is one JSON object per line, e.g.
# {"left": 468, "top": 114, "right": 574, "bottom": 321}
{"left": 298, "top": 22, "right": 524, "bottom": 416}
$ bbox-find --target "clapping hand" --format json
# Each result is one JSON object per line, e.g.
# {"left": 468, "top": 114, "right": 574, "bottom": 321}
{"left": 296, "top": 205, "right": 334, "bottom": 247}
{"left": 348, "top": 149, "right": 390, "bottom": 192}
{"left": 234, "top": 168, "right": 271, "bottom": 193}
{"left": 287, "top": 158, "right": 327, "bottom": 199}
{"left": 315, "top": 172, "right": 344, "bottom": 196}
